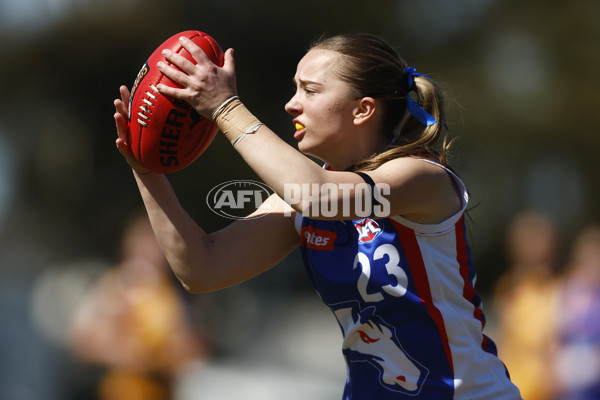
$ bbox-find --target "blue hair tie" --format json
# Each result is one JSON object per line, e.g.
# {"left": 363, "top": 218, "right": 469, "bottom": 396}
{"left": 403, "top": 66, "right": 437, "bottom": 127}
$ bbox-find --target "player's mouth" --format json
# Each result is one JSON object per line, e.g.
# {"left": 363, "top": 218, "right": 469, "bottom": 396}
{"left": 293, "top": 121, "right": 305, "bottom": 140}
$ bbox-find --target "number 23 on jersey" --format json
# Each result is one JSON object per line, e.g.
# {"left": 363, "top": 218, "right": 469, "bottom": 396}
{"left": 353, "top": 244, "right": 408, "bottom": 303}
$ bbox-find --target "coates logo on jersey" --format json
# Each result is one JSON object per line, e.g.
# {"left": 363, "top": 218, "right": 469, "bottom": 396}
{"left": 300, "top": 226, "right": 337, "bottom": 251}
{"left": 354, "top": 218, "right": 383, "bottom": 243}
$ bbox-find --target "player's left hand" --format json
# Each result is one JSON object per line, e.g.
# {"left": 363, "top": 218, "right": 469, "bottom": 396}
{"left": 156, "top": 36, "right": 237, "bottom": 119}
{"left": 113, "top": 85, "right": 151, "bottom": 175}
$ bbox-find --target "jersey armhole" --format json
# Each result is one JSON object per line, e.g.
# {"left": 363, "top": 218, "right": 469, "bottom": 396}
{"left": 355, "top": 171, "right": 379, "bottom": 218}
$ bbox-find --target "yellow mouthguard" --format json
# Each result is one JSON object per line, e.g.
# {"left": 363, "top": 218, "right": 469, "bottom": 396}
{"left": 295, "top": 122, "right": 305, "bottom": 131}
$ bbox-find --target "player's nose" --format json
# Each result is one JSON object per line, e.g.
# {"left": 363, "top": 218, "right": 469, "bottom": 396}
{"left": 284, "top": 92, "right": 301, "bottom": 116}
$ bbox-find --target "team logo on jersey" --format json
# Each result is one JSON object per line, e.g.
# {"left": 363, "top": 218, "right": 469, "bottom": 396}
{"left": 333, "top": 304, "right": 429, "bottom": 394}
{"left": 300, "top": 226, "right": 337, "bottom": 251}
{"left": 354, "top": 218, "right": 383, "bottom": 243}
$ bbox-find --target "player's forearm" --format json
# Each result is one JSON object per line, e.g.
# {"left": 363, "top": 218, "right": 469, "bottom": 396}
{"left": 133, "top": 172, "right": 213, "bottom": 292}
{"left": 212, "top": 106, "right": 332, "bottom": 214}
{"left": 226, "top": 124, "right": 370, "bottom": 220}
{"left": 236, "top": 126, "right": 326, "bottom": 194}
{"left": 214, "top": 99, "right": 327, "bottom": 189}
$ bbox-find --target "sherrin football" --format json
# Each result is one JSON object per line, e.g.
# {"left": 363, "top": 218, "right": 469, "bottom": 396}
{"left": 128, "top": 30, "right": 224, "bottom": 174}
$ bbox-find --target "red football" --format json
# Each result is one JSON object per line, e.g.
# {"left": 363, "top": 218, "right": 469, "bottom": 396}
{"left": 128, "top": 30, "right": 224, "bottom": 174}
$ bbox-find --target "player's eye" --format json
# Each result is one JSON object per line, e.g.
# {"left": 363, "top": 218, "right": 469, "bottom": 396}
{"left": 358, "top": 330, "right": 380, "bottom": 344}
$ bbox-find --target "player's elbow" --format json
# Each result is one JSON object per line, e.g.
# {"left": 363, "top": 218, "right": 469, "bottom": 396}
{"left": 168, "top": 263, "right": 207, "bottom": 294}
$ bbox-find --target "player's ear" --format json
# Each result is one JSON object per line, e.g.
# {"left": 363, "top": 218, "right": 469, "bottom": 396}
{"left": 353, "top": 97, "right": 376, "bottom": 126}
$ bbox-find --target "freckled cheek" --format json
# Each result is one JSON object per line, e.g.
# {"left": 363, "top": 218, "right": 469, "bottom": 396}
{"left": 328, "top": 99, "right": 346, "bottom": 113}
{"left": 305, "top": 101, "right": 346, "bottom": 133}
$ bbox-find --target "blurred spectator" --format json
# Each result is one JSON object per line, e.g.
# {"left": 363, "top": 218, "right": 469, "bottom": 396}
{"left": 493, "top": 210, "right": 561, "bottom": 400}
{"left": 67, "top": 213, "right": 208, "bottom": 400}
{"left": 552, "top": 226, "right": 600, "bottom": 400}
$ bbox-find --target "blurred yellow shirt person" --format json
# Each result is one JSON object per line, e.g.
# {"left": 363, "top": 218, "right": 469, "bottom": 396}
{"left": 494, "top": 211, "right": 560, "bottom": 400}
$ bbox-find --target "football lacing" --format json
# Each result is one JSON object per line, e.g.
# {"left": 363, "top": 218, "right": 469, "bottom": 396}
{"left": 137, "top": 111, "right": 150, "bottom": 120}
{"left": 137, "top": 85, "right": 160, "bottom": 127}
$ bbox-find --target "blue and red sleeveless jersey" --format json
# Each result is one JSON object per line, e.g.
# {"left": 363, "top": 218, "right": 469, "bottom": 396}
{"left": 294, "top": 162, "right": 521, "bottom": 399}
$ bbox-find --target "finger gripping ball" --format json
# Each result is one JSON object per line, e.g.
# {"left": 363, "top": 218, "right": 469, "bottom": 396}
{"left": 128, "top": 30, "right": 224, "bottom": 174}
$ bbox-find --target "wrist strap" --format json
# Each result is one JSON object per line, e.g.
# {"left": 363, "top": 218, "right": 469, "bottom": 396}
{"left": 211, "top": 96, "right": 239, "bottom": 120}
{"left": 212, "top": 97, "right": 262, "bottom": 145}
{"left": 231, "top": 122, "right": 264, "bottom": 147}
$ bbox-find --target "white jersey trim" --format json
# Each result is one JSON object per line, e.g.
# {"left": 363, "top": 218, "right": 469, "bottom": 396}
{"left": 391, "top": 159, "right": 469, "bottom": 234}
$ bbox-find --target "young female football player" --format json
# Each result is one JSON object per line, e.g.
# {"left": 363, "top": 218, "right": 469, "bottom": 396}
{"left": 114, "top": 33, "right": 522, "bottom": 399}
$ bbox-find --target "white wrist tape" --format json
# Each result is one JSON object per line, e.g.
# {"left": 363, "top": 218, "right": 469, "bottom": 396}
{"left": 212, "top": 97, "right": 262, "bottom": 145}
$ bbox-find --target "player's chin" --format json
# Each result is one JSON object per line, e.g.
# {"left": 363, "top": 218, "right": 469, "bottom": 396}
{"left": 297, "top": 141, "right": 325, "bottom": 161}
{"left": 296, "top": 138, "right": 311, "bottom": 154}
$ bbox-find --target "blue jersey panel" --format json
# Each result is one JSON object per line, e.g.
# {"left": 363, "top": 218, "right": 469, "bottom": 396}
{"left": 299, "top": 217, "right": 455, "bottom": 399}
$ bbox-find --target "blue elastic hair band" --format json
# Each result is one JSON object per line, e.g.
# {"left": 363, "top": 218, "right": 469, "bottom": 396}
{"left": 403, "top": 66, "right": 437, "bottom": 127}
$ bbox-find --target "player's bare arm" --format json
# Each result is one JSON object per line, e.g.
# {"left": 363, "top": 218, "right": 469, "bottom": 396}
{"left": 135, "top": 174, "right": 298, "bottom": 293}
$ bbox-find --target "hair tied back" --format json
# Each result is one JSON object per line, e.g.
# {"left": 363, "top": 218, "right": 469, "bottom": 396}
{"left": 403, "top": 66, "right": 437, "bottom": 127}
